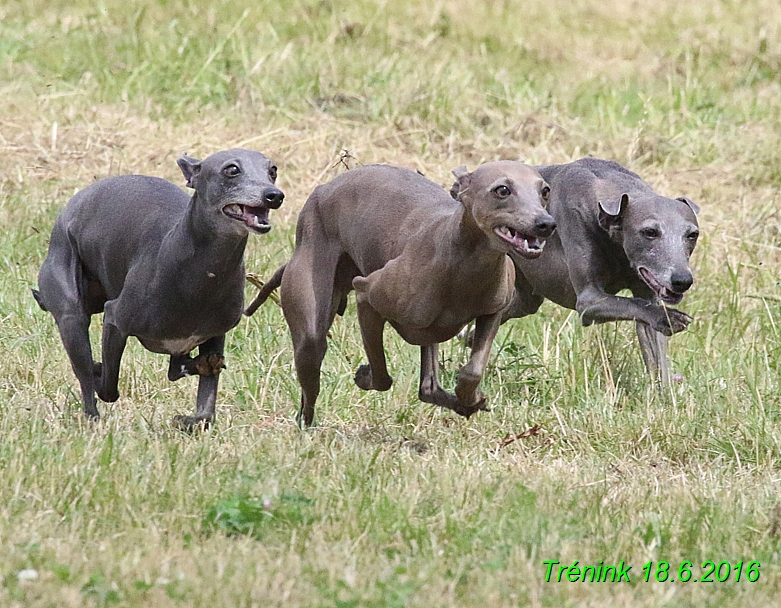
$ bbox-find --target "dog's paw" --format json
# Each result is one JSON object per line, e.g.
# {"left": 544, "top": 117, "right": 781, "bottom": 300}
{"left": 454, "top": 387, "right": 490, "bottom": 417}
{"left": 97, "top": 387, "right": 120, "bottom": 403}
{"left": 421, "top": 386, "right": 490, "bottom": 418}
{"left": 354, "top": 364, "right": 373, "bottom": 390}
{"left": 173, "top": 414, "right": 212, "bottom": 433}
{"left": 194, "top": 353, "right": 226, "bottom": 377}
{"left": 655, "top": 307, "right": 692, "bottom": 336}
{"left": 354, "top": 364, "right": 392, "bottom": 391}
{"left": 295, "top": 405, "right": 315, "bottom": 430}
{"left": 452, "top": 396, "right": 491, "bottom": 418}
{"left": 83, "top": 408, "right": 101, "bottom": 422}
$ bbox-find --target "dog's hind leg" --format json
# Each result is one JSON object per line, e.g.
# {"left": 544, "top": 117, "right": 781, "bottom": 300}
{"left": 174, "top": 335, "right": 225, "bottom": 431}
{"left": 636, "top": 321, "right": 670, "bottom": 386}
{"left": 352, "top": 281, "right": 393, "bottom": 392}
{"left": 57, "top": 312, "right": 100, "bottom": 419}
{"left": 37, "top": 234, "right": 101, "bottom": 419}
{"left": 282, "top": 245, "right": 342, "bottom": 428}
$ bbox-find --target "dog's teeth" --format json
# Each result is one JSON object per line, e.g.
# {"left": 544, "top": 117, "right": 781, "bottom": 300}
{"left": 225, "top": 204, "right": 241, "bottom": 215}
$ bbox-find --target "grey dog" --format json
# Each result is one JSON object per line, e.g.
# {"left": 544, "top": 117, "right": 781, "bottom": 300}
{"left": 246, "top": 162, "right": 556, "bottom": 427}
{"left": 33, "top": 149, "right": 283, "bottom": 430}
{"left": 503, "top": 157, "right": 699, "bottom": 383}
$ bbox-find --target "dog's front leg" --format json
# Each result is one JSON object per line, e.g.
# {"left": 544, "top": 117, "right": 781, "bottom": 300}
{"left": 419, "top": 344, "right": 447, "bottom": 403}
{"left": 454, "top": 312, "right": 500, "bottom": 414}
{"left": 418, "top": 344, "right": 469, "bottom": 415}
{"left": 97, "top": 304, "right": 128, "bottom": 405}
{"left": 167, "top": 354, "right": 194, "bottom": 381}
{"left": 418, "top": 313, "right": 499, "bottom": 419}
{"left": 577, "top": 287, "right": 692, "bottom": 336}
{"left": 635, "top": 322, "right": 671, "bottom": 385}
{"left": 353, "top": 281, "right": 393, "bottom": 392}
{"left": 172, "top": 335, "right": 224, "bottom": 431}
{"left": 173, "top": 335, "right": 225, "bottom": 432}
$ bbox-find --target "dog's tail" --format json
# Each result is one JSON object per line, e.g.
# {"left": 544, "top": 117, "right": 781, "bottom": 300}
{"left": 31, "top": 288, "right": 48, "bottom": 312}
{"left": 244, "top": 264, "right": 286, "bottom": 316}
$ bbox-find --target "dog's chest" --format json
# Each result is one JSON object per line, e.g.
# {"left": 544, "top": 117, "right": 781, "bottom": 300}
{"left": 142, "top": 335, "right": 208, "bottom": 356}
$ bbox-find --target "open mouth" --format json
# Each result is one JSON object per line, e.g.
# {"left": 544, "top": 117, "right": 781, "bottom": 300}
{"left": 637, "top": 267, "right": 685, "bottom": 305}
{"left": 223, "top": 203, "right": 271, "bottom": 234}
{"left": 494, "top": 226, "right": 546, "bottom": 259}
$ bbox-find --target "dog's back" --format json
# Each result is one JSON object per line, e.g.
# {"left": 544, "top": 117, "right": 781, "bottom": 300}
{"left": 538, "top": 158, "right": 654, "bottom": 217}
{"left": 298, "top": 164, "right": 456, "bottom": 276}
{"left": 37, "top": 175, "right": 189, "bottom": 313}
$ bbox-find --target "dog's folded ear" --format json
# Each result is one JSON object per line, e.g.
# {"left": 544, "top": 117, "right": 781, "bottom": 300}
{"left": 676, "top": 196, "right": 700, "bottom": 215}
{"left": 597, "top": 193, "right": 629, "bottom": 230}
{"left": 177, "top": 154, "right": 202, "bottom": 188}
{"left": 450, "top": 165, "right": 471, "bottom": 201}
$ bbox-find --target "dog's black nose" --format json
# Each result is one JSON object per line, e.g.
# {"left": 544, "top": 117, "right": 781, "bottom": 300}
{"left": 264, "top": 188, "right": 284, "bottom": 209}
{"left": 670, "top": 270, "right": 693, "bottom": 293}
{"left": 534, "top": 215, "right": 557, "bottom": 237}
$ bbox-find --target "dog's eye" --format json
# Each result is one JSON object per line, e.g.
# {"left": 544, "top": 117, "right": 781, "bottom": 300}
{"left": 222, "top": 164, "right": 241, "bottom": 177}
{"left": 541, "top": 185, "right": 551, "bottom": 201}
{"left": 269, "top": 166, "right": 278, "bottom": 182}
{"left": 493, "top": 185, "right": 511, "bottom": 197}
{"left": 686, "top": 230, "right": 699, "bottom": 241}
{"left": 640, "top": 227, "right": 661, "bottom": 239}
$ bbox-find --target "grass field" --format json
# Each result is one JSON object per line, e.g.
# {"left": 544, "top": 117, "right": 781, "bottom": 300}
{"left": 2, "top": 0, "right": 781, "bottom": 605}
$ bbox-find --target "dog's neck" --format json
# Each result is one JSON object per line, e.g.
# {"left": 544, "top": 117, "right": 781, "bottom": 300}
{"left": 156, "top": 193, "right": 248, "bottom": 286}
{"left": 452, "top": 203, "right": 502, "bottom": 262}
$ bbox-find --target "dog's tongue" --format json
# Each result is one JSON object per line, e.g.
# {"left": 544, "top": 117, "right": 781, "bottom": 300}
{"left": 658, "top": 286, "right": 684, "bottom": 305}
{"left": 638, "top": 267, "right": 684, "bottom": 304}
{"left": 242, "top": 206, "right": 269, "bottom": 230}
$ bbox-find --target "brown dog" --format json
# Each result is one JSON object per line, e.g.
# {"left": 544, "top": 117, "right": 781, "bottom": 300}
{"left": 247, "top": 162, "right": 556, "bottom": 426}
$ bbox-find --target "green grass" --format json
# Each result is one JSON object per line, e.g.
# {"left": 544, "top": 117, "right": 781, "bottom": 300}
{"left": 2, "top": 0, "right": 781, "bottom": 605}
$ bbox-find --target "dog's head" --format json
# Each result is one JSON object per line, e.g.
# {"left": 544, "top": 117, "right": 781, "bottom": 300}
{"left": 598, "top": 192, "right": 700, "bottom": 304}
{"left": 177, "top": 148, "right": 284, "bottom": 236}
{"left": 450, "top": 160, "right": 556, "bottom": 259}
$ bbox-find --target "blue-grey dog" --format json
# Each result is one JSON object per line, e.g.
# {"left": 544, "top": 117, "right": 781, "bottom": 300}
{"left": 33, "top": 149, "right": 283, "bottom": 430}
{"left": 504, "top": 157, "right": 699, "bottom": 383}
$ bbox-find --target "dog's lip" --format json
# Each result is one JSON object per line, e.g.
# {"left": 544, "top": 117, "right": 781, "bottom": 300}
{"left": 637, "top": 267, "right": 685, "bottom": 305}
{"left": 222, "top": 203, "right": 271, "bottom": 234}
{"left": 493, "top": 225, "right": 546, "bottom": 259}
